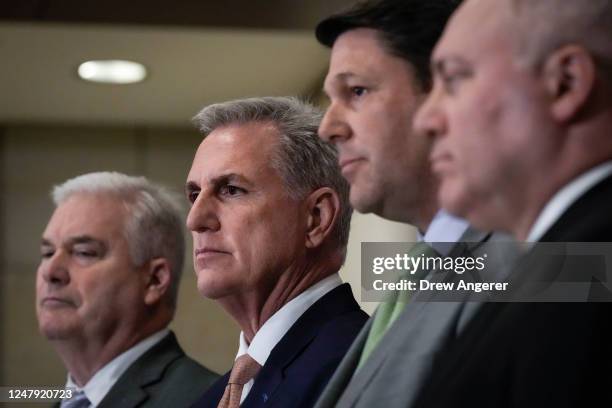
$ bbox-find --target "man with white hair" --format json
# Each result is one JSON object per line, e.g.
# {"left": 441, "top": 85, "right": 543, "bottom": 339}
{"left": 413, "top": 0, "right": 612, "bottom": 406}
{"left": 36, "top": 171, "right": 217, "bottom": 408}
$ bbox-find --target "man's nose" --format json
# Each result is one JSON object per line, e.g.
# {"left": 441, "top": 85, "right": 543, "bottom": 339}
{"left": 186, "top": 194, "right": 221, "bottom": 233}
{"left": 39, "top": 250, "right": 70, "bottom": 286}
{"left": 413, "top": 89, "right": 447, "bottom": 140}
{"left": 319, "top": 102, "right": 352, "bottom": 144}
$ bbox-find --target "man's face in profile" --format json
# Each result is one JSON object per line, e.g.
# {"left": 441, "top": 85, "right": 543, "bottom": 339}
{"left": 36, "top": 194, "right": 146, "bottom": 341}
{"left": 186, "top": 122, "right": 308, "bottom": 301}
{"left": 319, "top": 28, "right": 431, "bottom": 222}
{"left": 414, "top": 0, "right": 551, "bottom": 232}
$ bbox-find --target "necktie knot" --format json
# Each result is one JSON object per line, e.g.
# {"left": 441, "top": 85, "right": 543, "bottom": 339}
{"left": 218, "top": 354, "right": 262, "bottom": 408}
{"left": 228, "top": 354, "right": 261, "bottom": 385}
{"left": 60, "top": 389, "right": 90, "bottom": 408}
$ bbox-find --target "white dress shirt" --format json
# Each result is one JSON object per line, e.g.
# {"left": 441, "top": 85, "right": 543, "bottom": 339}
{"left": 420, "top": 210, "right": 471, "bottom": 255}
{"left": 63, "top": 328, "right": 170, "bottom": 408}
{"left": 233, "top": 273, "right": 343, "bottom": 404}
{"left": 527, "top": 161, "right": 612, "bottom": 242}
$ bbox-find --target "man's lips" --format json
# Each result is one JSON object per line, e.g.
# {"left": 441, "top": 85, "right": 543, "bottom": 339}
{"left": 194, "top": 248, "right": 231, "bottom": 268}
{"left": 339, "top": 157, "right": 365, "bottom": 169}
{"left": 40, "top": 296, "right": 76, "bottom": 308}
{"left": 339, "top": 157, "right": 366, "bottom": 179}
{"left": 194, "top": 248, "right": 230, "bottom": 257}
{"left": 430, "top": 152, "right": 454, "bottom": 174}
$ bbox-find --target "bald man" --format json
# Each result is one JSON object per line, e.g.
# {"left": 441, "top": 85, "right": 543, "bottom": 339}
{"left": 413, "top": 1, "right": 612, "bottom": 407}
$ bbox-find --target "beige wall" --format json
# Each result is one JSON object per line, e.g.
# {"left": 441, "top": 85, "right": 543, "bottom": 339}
{"left": 0, "top": 125, "right": 414, "bottom": 389}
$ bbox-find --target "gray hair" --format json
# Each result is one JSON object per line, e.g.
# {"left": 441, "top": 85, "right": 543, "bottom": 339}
{"left": 52, "top": 171, "right": 185, "bottom": 309}
{"left": 192, "top": 96, "right": 352, "bottom": 254}
{"left": 508, "top": 0, "right": 612, "bottom": 82}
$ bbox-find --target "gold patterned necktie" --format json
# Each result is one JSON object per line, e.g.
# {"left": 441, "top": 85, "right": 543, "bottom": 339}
{"left": 357, "top": 242, "right": 440, "bottom": 369}
{"left": 217, "top": 354, "right": 262, "bottom": 408}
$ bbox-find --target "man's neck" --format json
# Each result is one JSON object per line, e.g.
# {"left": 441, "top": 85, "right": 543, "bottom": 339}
{"left": 219, "top": 257, "right": 340, "bottom": 343}
{"left": 53, "top": 326, "right": 159, "bottom": 386}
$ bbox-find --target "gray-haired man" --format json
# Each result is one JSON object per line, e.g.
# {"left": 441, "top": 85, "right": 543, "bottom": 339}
{"left": 36, "top": 171, "right": 218, "bottom": 408}
{"left": 187, "top": 97, "right": 368, "bottom": 408}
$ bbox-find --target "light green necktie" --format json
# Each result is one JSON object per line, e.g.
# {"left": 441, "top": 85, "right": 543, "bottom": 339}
{"left": 357, "top": 242, "right": 439, "bottom": 369}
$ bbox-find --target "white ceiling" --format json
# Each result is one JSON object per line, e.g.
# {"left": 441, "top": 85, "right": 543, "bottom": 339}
{"left": 0, "top": 22, "right": 330, "bottom": 127}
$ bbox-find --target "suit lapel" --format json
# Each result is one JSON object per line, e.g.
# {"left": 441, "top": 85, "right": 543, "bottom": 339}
{"left": 97, "top": 332, "right": 184, "bottom": 408}
{"left": 243, "top": 284, "right": 360, "bottom": 407}
{"left": 337, "top": 228, "right": 494, "bottom": 407}
{"left": 313, "top": 317, "right": 373, "bottom": 408}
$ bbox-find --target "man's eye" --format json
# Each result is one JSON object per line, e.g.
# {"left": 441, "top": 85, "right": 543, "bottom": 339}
{"left": 72, "top": 245, "right": 100, "bottom": 259}
{"left": 219, "top": 185, "right": 245, "bottom": 196}
{"left": 74, "top": 249, "right": 98, "bottom": 258}
{"left": 188, "top": 190, "right": 199, "bottom": 204}
{"left": 441, "top": 75, "right": 460, "bottom": 92}
{"left": 440, "top": 71, "right": 471, "bottom": 94}
{"left": 40, "top": 249, "right": 54, "bottom": 259}
{"left": 350, "top": 86, "right": 368, "bottom": 97}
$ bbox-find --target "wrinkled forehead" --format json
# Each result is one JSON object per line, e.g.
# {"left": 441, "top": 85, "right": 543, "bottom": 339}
{"left": 45, "top": 193, "right": 127, "bottom": 239}
{"left": 189, "top": 122, "right": 280, "bottom": 179}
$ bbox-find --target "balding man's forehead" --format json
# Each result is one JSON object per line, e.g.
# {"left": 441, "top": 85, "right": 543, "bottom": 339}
{"left": 433, "top": 0, "right": 514, "bottom": 62}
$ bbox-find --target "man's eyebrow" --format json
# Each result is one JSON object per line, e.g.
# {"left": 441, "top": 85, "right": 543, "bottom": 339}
{"left": 335, "top": 72, "right": 358, "bottom": 80}
{"left": 324, "top": 71, "right": 358, "bottom": 87}
{"left": 68, "top": 236, "right": 104, "bottom": 246}
{"left": 323, "top": 71, "right": 362, "bottom": 95}
{"left": 40, "top": 236, "right": 105, "bottom": 248}
{"left": 431, "top": 56, "right": 470, "bottom": 75}
{"left": 40, "top": 238, "right": 53, "bottom": 247}
{"left": 185, "top": 180, "right": 199, "bottom": 195}
{"left": 211, "top": 173, "right": 252, "bottom": 187}
{"left": 186, "top": 173, "right": 252, "bottom": 194}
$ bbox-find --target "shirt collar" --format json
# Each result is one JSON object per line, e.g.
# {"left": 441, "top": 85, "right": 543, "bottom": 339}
{"left": 527, "top": 161, "right": 612, "bottom": 242}
{"left": 418, "top": 210, "right": 470, "bottom": 256}
{"left": 65, "top": 328, "right": 170, "bottom": 407}
{"left": 236, "top": 273, "right": 342, "bottom": 366}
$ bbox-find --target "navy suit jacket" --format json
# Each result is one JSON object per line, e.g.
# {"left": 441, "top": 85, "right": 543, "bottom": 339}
{"left": 192, "top": 283, "right": 368, "bottom": 408}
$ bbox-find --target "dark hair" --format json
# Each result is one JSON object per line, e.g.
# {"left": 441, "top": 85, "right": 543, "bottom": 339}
{"left": 316, "top": 0, "right": 460, "bottom": 89}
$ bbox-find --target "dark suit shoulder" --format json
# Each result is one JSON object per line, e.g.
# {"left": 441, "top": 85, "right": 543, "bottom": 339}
{"left": 146, "top": 353, "right": 219, "bottom": 407}
{"left": 98, "top": 331, "right": 218, "bottom": 408}
{"left": 193, "top": 283, "right": 368, "bottom": 408}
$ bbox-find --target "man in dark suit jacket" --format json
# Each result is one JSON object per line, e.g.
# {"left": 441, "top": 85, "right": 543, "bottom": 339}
{"left": 195, "top": 284, "right": 366, "bottom": 408}
{"left": 186, "top": 97, "right": 367, "bottom": 408}
{"left": 414, "top": 0, "right": 612, "bottom": 406}
{"left": 311, "top": 1, "right": 518, "bottom": 407}
{"left": 37, "top": 172, "right": 217, "bottom": 407}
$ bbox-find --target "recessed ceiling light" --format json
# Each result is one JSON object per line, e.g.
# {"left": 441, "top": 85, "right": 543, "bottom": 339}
{"left": 77, "top": 60, "right": 147, "bottom": 84}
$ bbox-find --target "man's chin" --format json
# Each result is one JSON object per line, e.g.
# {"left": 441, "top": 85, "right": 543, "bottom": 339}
{"left": 439, "top": 181, "right": 471, "bottom": 220}
{"left": 349, "top": 186, "right": 382, "bottom": 215}
{"left": 39, "top": 322, "right": 77, "bottom": 341}
{"left": 196, "top": 279, "right": 235, "bottom": 300}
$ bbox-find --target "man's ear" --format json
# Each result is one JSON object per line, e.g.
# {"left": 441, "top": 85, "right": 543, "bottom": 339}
{"left": 304, "top": 187, "right": 340, "bottom": 249}
{"left": 143, "top": 258, "right": 172, "bottom": 306}
{"left": 543, "top": 44, "right": 596, "bottom": 122}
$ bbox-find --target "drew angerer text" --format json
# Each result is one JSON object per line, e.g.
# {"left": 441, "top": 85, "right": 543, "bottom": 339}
{"left": 373, "top": 279, "right": 508, "bottom": 293}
